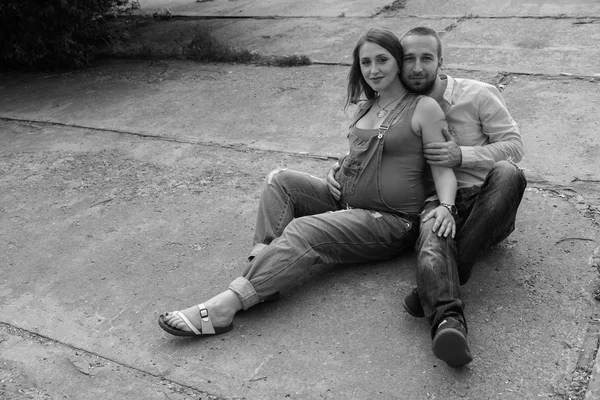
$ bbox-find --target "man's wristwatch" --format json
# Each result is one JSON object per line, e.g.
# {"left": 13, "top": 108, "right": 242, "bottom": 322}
{"left": 440, "top": 203, "right": 458, "bottom": 216}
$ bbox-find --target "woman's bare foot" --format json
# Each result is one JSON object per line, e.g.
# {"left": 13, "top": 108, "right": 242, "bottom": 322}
{"left": 162, "top": 289, "right": 242, "bottom": 333}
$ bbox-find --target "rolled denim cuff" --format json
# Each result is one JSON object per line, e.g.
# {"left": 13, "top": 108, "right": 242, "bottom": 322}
{"left": 229, "top": 277, "right": 260, "bottom": 310}
{"left": 248, "top": 243, "right": 268, "bottom": 261}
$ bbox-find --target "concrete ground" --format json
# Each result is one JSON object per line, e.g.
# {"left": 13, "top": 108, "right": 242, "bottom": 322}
{"left": 1, "top": 0, "right": 600, "bottom": 399}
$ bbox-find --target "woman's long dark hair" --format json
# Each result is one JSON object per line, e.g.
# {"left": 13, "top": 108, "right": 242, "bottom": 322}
{"left": 344, "top": 27, "right": 404, "bottom": 111}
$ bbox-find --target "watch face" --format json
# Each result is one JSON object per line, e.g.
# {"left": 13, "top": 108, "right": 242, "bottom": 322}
{"left": 442, "top": 203, "right": 457, "bottom": 215}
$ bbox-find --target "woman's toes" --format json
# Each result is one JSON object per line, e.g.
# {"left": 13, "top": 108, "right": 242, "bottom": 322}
{"left": 163, "top": 312, "right": 181, "bottom": 327}
{"left": 171, "top": 319, "right": 185, "bottom": 330}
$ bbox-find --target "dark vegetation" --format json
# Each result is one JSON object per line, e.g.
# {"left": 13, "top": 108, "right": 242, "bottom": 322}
{"left": 0, "top": 0, "right": 311, "bottom": 71}
{"left": 0, "top": 0, "right": 139, "bottom": 70}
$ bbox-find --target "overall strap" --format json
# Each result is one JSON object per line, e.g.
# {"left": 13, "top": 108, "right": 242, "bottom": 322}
{"left": 349, "top": 98, "right": 377, "bottom": 129}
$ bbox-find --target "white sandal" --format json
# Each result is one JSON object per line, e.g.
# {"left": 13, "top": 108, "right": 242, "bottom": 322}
{"left": 158, "top": 303, "right": 233, "bottom": 337}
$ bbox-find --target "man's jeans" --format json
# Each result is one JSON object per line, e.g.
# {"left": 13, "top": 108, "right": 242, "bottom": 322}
{"left": 416, "top": 161, "right": 527, "bottom": 337}
{"left": 229, "top": 169, "right": 419, "bottom": 310}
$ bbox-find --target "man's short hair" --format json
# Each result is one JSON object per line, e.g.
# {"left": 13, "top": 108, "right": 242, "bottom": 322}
{"left": 400, "top": 27, "right": 443, "bottom": 60}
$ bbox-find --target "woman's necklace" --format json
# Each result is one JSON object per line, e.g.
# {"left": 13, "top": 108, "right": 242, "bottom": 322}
{"left": 376, "top": 94, "right": 404, "bottom": 118}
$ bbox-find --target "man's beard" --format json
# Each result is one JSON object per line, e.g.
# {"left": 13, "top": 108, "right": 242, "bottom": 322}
{"left": 401, "top": 74, "right": 436, "bottom": 95}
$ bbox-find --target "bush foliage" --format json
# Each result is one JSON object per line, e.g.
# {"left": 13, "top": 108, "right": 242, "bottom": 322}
{"left": 0, "top": 2, "right": 312, "bottom": 70}
{"left": 0, "top": 0, "right": 137, "bottom": 70}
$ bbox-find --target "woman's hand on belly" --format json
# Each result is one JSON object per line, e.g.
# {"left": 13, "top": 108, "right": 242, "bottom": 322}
{"left": 326, "top": 162, "right": 342, "bottom": 201}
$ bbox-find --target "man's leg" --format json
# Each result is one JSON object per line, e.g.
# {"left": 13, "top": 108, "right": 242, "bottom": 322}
{"left": 456, "top": 160, "right": 527, "bottom": 284}
{"left": 415, "top": 202, "right": 471, "bottom": 367}
{"left": 407, "top": 160, "right": 527, "bottom": 315}
{"left": 232, "top": 209, "right": 418, "bottom": 309}
{"left": 410, "top": 161, "right": 526, "bottom": 367}
{"left": 416, "top": 201, "right": 464, "bottom": 336}
{"left": 249, "top": 168, "right": 340, "bottom": 260}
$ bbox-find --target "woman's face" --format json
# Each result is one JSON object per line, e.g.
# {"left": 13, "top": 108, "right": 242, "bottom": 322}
{"left": 358, "top": 41, "right": 400, "bottom": 92}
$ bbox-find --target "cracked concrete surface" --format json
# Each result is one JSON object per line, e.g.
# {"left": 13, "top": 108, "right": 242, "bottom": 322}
{"left": 1, "top": 0, "right": 600, "bottom": 399}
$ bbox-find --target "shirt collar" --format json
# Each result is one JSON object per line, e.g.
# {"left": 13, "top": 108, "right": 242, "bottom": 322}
{"left": 439, "top": 74, "right": 454, "bottom": 106}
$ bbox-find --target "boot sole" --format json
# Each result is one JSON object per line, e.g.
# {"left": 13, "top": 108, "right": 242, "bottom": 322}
{"left": 432, "top": 328, "right": 473, "bottom": 368}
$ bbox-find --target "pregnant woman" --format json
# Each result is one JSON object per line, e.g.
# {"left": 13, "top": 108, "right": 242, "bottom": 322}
{"left": 158, "top": 27, "right": 457, "bottom": 337}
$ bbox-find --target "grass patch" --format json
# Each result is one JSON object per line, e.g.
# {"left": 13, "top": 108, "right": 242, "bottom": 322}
{"left": 185, "top": 29, "right": 258, "bottom": 63}
{"left": 108, "top": 41, "right": 184, "bottom": 59}
{"left": 103, "top": 25, "right": 311, "bottom": 67}
{"left": 259, "top": 54, "right": 312, "bottom": 67}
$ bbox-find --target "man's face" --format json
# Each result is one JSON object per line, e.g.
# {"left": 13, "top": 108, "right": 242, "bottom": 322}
{"left": 400, "top": 35, "right": 442, "bottom": 94}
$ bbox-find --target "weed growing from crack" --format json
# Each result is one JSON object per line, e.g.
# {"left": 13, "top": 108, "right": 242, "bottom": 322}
{"left": 559, "top": 365, "right": 594, "bottom": 399}
{"left": 444, "top": 12, "right": 480, "bottom": 34}
{"left": 371, "top": 0, "right": 407, "bottom": 17}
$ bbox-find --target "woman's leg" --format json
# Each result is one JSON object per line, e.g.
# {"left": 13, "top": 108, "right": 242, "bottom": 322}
{"left": 162, "top": 168, "right": 340, "bottom": 333}
{"left": 249, "top": 168, "right": 341, "bottom": 259}
{"left": 233, "top": 209, "right": 418, "bottom": 310}
{"left": 163, "top": 209, "right": 417, "bottom": 333}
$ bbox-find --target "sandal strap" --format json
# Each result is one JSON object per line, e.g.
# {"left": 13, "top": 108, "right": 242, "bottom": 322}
{"left": 175, "top": 311, "right": 201, "bottom": 335}
{"left": 197, "top": 303, "right": 216, "bottom": 335}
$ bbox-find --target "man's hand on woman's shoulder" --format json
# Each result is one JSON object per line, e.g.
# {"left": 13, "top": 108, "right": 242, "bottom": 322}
{"left": 423, "top": 127, "right": 462, "bottom": 167}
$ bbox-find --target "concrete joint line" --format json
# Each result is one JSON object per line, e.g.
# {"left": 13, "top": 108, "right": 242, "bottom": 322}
{"left": 442, "top": 68, "right": 600, "bottom": 82}
{"left": 124, "top": 14, "right": 375, "bottom": 21}
{"left": 0, "top": 321, "right": 214, "bottom": 398}
{"left": 308, "top": 59, "right": 600, "bottom": 82}
{"left": 123, "top": 14, "right": 600, "bottom": 21}
{"left": 306, "top": 62, "right": 599, "bottom": 83}
{"left": 527, "top": 183, "right": 600, "bottom": 229}
{"left": 0, "top": 116, "right": 339, "bottom": 162}
{"left": 557, "top": 319, "right": 600, "bottom": 399}
{"left": 417, "top": 14, "right": 600, "bottom": 20}
{"left": 579, "top": 319, "right": 600, "bottom": 369}
{"left": 528, "top": 183, "right": 593, "bottom": 202}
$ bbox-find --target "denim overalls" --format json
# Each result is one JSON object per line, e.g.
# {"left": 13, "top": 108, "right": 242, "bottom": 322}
{"left": 228, "top": 96, "right": 421, "bottom": 310}
{"left": 337, "top": 93, "right": 422, "bottom": 216}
